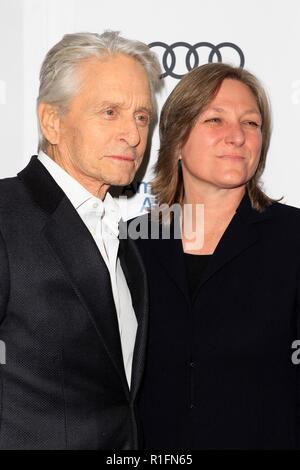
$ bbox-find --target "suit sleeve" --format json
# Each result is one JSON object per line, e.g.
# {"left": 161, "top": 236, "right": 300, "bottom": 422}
{"left": 0, "top": 228, "right": 9, "bottom": 324}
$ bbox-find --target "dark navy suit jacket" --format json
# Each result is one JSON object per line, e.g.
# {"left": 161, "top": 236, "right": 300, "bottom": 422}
{"left": 0, "top": 156, "right": 148, "bottom": 449}
{"left": 136, "top": 193, "right": 300, "bottom": 449}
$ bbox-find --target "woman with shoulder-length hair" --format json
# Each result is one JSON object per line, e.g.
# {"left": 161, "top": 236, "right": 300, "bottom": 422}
{"left": 135, "top": 62, "right": 300, "bottom": 449}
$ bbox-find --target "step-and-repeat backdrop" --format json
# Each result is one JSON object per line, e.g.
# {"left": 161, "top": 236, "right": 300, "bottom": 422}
{"left": 1, "top": 0, "right": 300, "bottom": 216}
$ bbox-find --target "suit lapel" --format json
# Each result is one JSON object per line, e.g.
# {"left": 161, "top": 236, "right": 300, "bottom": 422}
{"left": 118, "top": 235, "right": 148, "bottom": 399}
{"left": 145, "top": 219, "right": 190, "bottom": 304}
{"left": 18, "top": 156, "right": 129, "bottom": 395}
{"left": 197, "top": 194, "right": 272, "bottom": 292}
{"left": 43, "top": 199, "right": 129, "bottom": 393}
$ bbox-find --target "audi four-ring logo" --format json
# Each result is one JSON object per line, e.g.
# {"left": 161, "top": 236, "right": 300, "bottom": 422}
{"left": 148, "top": 42, "right": 245, "bottom": 79}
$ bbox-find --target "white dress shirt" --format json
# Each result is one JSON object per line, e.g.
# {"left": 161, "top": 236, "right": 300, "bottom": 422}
{"left": 38, "top": 151, "right": 137, "bottom": 388}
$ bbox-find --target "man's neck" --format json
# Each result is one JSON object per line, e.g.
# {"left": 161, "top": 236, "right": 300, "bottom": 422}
{"left": 44, "top": 145, "right": 109, "bottom": 200}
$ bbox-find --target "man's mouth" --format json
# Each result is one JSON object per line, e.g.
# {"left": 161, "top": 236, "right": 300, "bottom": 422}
{"left": 108, "top": 155, "right": 135, "bottom": 162}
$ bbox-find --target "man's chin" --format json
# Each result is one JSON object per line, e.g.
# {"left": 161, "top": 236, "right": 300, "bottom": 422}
{"left": 108, "top": 174, "right": 136, "bottom": 188}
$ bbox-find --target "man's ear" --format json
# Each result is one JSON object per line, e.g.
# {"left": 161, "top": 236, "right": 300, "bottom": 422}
{"left": 38, "top": 102, "right": 61, "bottom": 145}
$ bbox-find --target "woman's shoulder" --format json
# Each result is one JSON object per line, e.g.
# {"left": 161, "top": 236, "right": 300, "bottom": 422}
{"left": 262, "top": 201, "right": 300, "bottom": 246}
{"left": 268, "top": 200, "right": 300, "bottom": 223}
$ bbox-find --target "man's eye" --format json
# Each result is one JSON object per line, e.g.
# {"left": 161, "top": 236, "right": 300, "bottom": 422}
{"left": 104, "top": 109, "right": 116, "bottom": 117}
{"left": 136, "top": 114, "right": 149, "bottom": 126}
{"left": 204, "top": 117, "right": 221, "bottom": 124}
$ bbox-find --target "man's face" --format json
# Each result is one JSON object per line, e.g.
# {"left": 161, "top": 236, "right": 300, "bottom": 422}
{"left": 53, "top": 54, "right": 152, "bottom": 197}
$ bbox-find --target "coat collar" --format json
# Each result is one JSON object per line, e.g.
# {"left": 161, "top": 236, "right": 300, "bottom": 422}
{"left": 197, "top": 192, "right": 271, "bottom": 292}
{"left": 18, "top": 156, "right": 148, "bottom": 399}
{"left": 149, "top": 192, "right": 273, "bottom": 304}
{"left": 18, "top": 155, "right": 64, "bottom": 214}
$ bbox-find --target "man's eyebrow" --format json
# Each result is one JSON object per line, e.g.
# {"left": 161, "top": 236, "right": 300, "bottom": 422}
{"left": 136, "top": 106, "right": 153, "bottom": 116}
{"left": 92, "top": 101, "right": 153, "bottom": 115}
{"left": 91, "top": 100, "right": 122, "bottom": 109}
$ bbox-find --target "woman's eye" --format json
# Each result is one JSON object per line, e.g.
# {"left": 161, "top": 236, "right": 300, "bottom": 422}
{"left": 243, "top": 121, "right": 261, "bottom": 128}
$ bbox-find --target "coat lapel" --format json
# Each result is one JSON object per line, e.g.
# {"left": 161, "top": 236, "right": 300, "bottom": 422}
{"left": 18, "top": 156, "right": 129, "bottom": 395}
{"left": 159, "top": 237, "right": 190, "bottom": 302}
{"left": 118, "top": 234, "right": 148, "bottom": 399}
{"left": 197, "top": 194, "right": 272, "bottom": 291}
{"left": 143, "top": 218, "right": 190, "bottom": 304}
{"left": 43, "top": 200, "right": 129, "bottom": 393}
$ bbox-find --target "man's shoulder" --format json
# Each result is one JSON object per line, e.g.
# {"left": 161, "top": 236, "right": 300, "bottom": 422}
{"left": 0, "top": 170, "right": 42, "bottom": 214}
{"left": 0, "top": 175, "right": 23, "bottom": 200}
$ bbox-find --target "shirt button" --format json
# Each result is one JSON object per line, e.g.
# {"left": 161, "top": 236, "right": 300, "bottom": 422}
{"left": 190, "top": 362, "right": 195, "bottom": 367}
{"left": 93, "top": 202, "right": 98, "bottom": 209}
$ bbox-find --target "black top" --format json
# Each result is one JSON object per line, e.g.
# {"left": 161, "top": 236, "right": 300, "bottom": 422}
{"left": 184, "top": 253, "right": 212, "bottom": 298}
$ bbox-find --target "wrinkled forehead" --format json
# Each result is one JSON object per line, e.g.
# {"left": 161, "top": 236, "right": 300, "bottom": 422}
{"left": 73, "top": 54, "right": 152, "bottom": 106}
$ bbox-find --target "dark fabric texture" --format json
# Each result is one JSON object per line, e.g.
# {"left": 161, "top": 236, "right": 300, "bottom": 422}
{"left": 136, "top": 194, "right": 300, "bottom": 449}
{"left": 184, "top": 253, "right": 212, "bottom": 299}
{"left": 0, "top": 156, "right": 148, "bottom": 449}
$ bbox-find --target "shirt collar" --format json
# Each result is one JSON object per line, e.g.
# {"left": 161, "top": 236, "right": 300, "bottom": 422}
{"left": 38, "top": 150, "right": 93, "bottom": 209}
{"left": 38, "top": 151, "right": 121, "bottom": 235}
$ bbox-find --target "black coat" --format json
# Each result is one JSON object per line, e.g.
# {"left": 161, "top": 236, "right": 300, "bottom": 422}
{"left": 0, "top": 156, "right": 148, "bottom": 449}
{"left": 136, "top": 194, "right": 300, "bottom": 449}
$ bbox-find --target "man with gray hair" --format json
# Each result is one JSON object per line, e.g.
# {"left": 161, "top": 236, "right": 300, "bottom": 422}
{"left": 0, "top": 31, "right": 161, "bottom": 449}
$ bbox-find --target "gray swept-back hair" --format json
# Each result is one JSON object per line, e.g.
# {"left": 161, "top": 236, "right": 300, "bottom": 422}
{"left": 37, "top": 31, "right": 162, "bottom": 151}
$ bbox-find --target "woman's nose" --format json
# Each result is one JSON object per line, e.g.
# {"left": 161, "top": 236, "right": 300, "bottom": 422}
{"left": 224, "top": 122, "right": 245, "bottom": 146}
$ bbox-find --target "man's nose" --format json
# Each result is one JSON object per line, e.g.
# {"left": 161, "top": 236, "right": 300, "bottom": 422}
{"left": 224, "top": 122, "right": 245, "bottom": 146}
{"left": 119, "top": 117, "right": 141, "bottom": 147}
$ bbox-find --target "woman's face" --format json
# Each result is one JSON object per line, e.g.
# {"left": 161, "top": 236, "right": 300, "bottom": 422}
{"left": 180, "top": 78, "right": 263, "bottom": 193}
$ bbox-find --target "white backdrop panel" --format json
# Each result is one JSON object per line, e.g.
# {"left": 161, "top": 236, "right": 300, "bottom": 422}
{"left": 1, "top": 0, "right": 300, "bottom": 215}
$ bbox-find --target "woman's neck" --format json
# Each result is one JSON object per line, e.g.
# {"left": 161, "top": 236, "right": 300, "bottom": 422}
{"left": 182, "top": 183, "right": 245, "bottom": 215}
{"left": 181, "top": 184, "right": 246, "bottom": 254}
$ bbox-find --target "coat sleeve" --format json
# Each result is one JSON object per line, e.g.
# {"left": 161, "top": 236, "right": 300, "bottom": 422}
{"left": 0, "top": 228, "right": 9, "bottom": 325}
